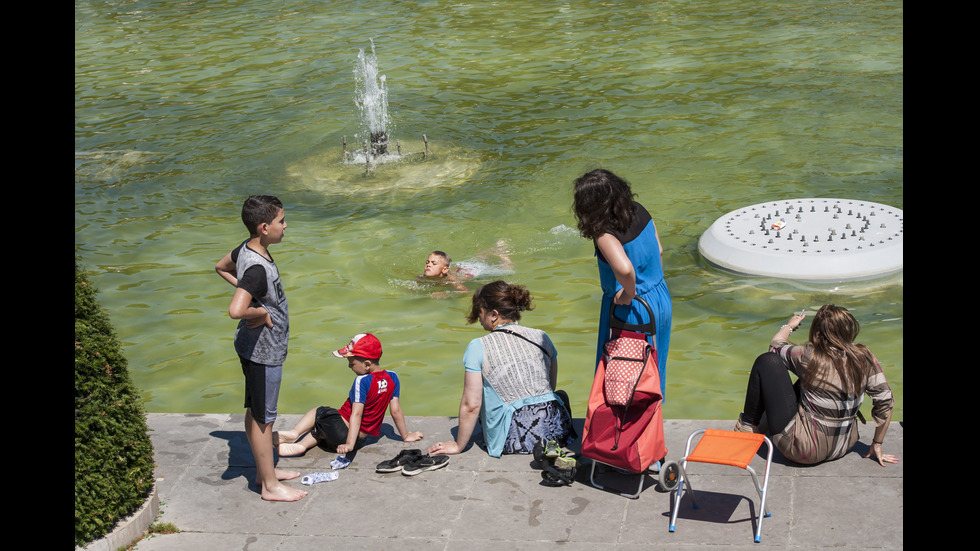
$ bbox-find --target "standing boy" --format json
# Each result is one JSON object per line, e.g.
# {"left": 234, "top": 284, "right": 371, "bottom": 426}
{"left": 215, "top": 195, "right": 307, "bottom": 502}
{"left": 277, "top": 333, "right": 423, "bottom": 458}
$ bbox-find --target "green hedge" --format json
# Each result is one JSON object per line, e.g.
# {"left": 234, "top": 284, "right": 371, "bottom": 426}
{"left": 75, "top": 260, "right": 155, "bottom": 547}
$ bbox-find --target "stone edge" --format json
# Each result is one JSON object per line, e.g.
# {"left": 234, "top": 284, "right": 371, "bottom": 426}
{"left": 76, "top": 484, "right": 159, "bottom": 551}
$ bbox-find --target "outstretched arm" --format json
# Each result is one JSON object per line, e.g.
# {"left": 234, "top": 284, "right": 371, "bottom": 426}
{"left": 388, "top": 397, "right": 423, "bottom": 442}
{"left": 337, "top": 402, "right": 365, "bottom": 454}
{"left": 863, "top": 356, "right": 898, "bottom": 467}
{"left": 770, "top": 312, "right": 806, "bottom": 350}
{"left": 429, "top": 371, "right": 483, "bottom": 455}
{"left": 863, "top": 408, "right": 899, "bottom": 466}
{"left": 448, "top": 273, "right": 468, "bottom": 292}
{"left": 430, "top": 273, "right": 469, "bottom": 299}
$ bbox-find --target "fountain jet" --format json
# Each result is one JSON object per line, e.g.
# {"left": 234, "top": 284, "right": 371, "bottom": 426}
{"left": 354, "top": 41, "right": 390, "bottom": 157}
{"left": 344, "top": 41, "right": 430, "bottom": 173}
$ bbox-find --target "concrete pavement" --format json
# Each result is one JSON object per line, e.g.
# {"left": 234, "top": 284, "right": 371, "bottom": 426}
{"left": 134, "top": 413, "right": 903, "bottom": 550}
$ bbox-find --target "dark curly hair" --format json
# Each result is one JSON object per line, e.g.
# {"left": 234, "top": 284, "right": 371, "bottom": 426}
{"left": 466, "top": 280, "right": 534, "bottom": 324}
{"left": 571, "top": 169, "right": 636, "bottom": 240}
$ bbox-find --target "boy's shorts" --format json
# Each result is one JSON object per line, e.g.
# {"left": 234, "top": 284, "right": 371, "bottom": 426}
{"left": 311, "top": 406, "right": 363, "bottom": 451}
{"left": 240, "top": 357, "right": 282, "bottom": 424}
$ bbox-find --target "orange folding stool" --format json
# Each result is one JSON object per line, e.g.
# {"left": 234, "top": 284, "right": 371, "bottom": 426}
{"left": 666, "top": 429, "right": 773, "bottom": 543}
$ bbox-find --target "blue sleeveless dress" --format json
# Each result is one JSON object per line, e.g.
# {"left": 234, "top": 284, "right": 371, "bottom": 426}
{"left": 594, "top": 202, "right": 672, "bottom": 399}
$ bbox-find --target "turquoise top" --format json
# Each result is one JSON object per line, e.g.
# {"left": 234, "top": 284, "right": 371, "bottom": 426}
{"left": 463, "top": 325, "right": 559, "bottom": 457}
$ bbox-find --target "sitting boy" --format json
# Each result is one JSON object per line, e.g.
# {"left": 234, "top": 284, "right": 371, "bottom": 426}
{"left": 277, "top": 333, "right": 423, "bottom": 458}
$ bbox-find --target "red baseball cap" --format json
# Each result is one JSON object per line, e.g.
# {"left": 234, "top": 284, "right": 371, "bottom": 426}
{"left": 333, "top": 333, "right": 383, "bottom": 360}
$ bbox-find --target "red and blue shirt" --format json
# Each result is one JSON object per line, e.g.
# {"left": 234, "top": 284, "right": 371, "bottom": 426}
{"left": 339, "top": 370, "right": 400, "bottom": 436}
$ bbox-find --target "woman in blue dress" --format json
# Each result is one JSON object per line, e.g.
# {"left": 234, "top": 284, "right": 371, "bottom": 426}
{"left": 572, "top": 169, "right": 672, "bottom": 399}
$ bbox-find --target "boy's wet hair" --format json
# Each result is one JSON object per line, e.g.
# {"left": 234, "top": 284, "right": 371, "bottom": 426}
{"left": 431, "top": 250, "right": 451, "bottom": 265}
{"left": 241, "top": 195, "right": 284, "bottom": 236}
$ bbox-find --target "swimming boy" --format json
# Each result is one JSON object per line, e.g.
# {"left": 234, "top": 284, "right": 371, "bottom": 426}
{"left": 277, "top": 333, "right": 423, "bottom": 458}
{"left": 214, "top": 195, "right": 307, "bottom": 502}
{"left": 421, "top": 251, "right": 468, "bottom": 292}
{"left": 420, "top": 241, "right": 515, "bottom": 297}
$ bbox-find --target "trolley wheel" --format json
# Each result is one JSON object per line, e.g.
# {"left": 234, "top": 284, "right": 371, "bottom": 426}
{"left": 658, "top": 461, "right": 680, "bottom": 491}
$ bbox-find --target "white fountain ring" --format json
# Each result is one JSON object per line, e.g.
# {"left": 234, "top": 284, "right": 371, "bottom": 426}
{"left": 698, "top": 198, "right": 903, "bottom": 282}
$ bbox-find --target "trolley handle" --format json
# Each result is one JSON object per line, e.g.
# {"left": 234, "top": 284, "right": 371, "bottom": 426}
{"left": 608, "top": 295, "right": 657, "bottom": 336}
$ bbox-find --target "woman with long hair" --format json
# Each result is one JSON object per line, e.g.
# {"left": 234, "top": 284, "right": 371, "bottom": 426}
{"left": 572, "top": 169, "right": 672, "bottom": 398}
{"left": 736, "top": 305, "right": 898, "bottom": 466}
{"left": 429, "top": 280, "right": 574, "bottom": 457}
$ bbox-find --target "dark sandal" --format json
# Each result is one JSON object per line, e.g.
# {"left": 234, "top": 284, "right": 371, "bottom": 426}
{"left": 541, "top": 455, "right": 577, "bottom": 486}
{"left": 533, "top": 439, "right": 546, "bottom": 463}
{"left": 541, "top": 465, "right": 575, "bottom": 486}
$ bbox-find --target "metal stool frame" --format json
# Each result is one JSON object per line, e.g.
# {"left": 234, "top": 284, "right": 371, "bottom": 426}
{"left": 668, "top": 429, "right": 773, "bottom": 543}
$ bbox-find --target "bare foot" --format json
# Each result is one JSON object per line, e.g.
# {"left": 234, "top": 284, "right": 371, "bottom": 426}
{"left": 276, "top": 429, "right": 299, "bottom": 443}
{"left": 260, "top": 482, "right": 307, "bottom": 502}
{"left": 253, "top": 468, "right": 301, "bottom": 487}
{"left": 275, "top": 468, "right": 301, "bottom": 481}
{"left": 278, "top": 442, "right": 308, "bottom": 457}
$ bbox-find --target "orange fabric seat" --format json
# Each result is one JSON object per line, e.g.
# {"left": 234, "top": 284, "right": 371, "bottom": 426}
{"left": 667, "top": 428, "right": 774, "bottom": 543}
{"left": 686, "top": 429, "right": 766, "bottom": 469}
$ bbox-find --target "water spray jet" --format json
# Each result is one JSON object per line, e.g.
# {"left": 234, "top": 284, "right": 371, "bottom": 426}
{"left": 345, "top": 41, "right": 430, "bottom": 174}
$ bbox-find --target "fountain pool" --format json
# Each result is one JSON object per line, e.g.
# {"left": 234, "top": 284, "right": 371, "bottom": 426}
{"left": 75, "top": 0, "right": 903, "bottom": 422}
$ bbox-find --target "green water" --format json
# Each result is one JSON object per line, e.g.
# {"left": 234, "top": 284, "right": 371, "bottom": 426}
{"left": 75, "top": 0, "right": 903, "bottom": 422}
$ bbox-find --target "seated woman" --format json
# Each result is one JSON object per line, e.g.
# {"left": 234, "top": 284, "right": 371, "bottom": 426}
{"left": 735, "top": 305, "right": 898, "bottom": 467}
{"left": 429, "top": 280, "right": 574, "bottom": 457}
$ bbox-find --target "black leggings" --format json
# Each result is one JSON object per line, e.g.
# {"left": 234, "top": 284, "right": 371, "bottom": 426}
{"left": 742, "top": 352, "right": 799, "bottom": 434}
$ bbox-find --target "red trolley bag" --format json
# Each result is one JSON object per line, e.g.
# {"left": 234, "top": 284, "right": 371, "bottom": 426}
{"left": 581, "top": 296, "right": 667, "bottom": 498}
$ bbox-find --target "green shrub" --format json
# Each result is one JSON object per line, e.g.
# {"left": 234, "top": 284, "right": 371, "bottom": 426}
{"left": 75, "top": 259, "right": 155, "bottom": 547}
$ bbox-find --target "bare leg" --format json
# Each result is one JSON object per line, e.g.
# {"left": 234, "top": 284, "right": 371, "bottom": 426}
{"left": 279, "top": 432, "right": 319, "bottom": 457}
{"left": 276, "top": 407, "right": 319, "bottom": 443}
{"left": 245, "top": 408, "right": 307, "bottom": 501}
{"left": 493, "top": 239, "right": 513, "bottom": 271}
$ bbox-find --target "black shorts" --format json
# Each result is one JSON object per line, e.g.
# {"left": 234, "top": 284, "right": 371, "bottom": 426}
{"left": 310, "top": 406, "right": 363, "bottom": 451}
{"left": 240, "top": 357, "right": 282, "bottom": 424}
